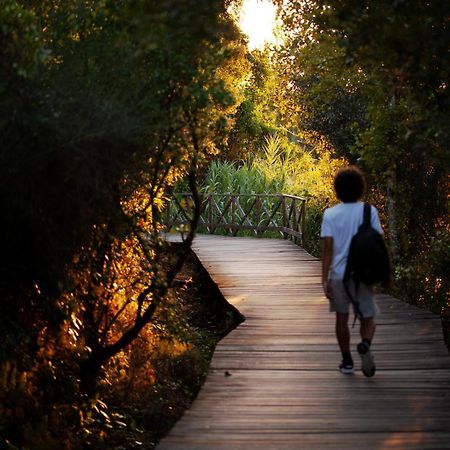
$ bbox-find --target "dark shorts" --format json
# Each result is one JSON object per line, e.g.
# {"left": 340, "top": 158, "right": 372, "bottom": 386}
{"left": 329, "top": 279, "right": 379, "bottom": 317}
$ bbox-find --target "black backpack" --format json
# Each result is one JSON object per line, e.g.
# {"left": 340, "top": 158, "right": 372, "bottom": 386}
{"left": 344, "top": 203, "right": 390, "bottom": 320}
{"left": 344, "top": 203, "right": 391, "bottom": 286}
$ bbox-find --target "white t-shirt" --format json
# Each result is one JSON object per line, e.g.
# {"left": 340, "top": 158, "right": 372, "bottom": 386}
{"left": 320, "top": 202, "right": 383, "bottom": 280}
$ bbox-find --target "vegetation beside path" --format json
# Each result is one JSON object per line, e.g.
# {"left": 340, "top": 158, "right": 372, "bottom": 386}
{"left": 1, "top": 0, "right": 448, "bottom": 447}
{"left": 97, "top": 248, "right": 241, "bottom": 450}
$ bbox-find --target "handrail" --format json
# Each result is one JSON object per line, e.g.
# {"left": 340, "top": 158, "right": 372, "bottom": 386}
{"left": 164, "top": 192, "right": 307, "bottom": 246}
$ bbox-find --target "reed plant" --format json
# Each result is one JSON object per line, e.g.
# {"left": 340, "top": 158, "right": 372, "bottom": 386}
{"left": 198, "top": 133, "right": 346, "bottom": 253}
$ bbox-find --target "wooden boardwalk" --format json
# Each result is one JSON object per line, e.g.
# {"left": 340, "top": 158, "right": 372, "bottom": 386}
{"left": 157, "top": 235, "right": 450, "bottom": 450}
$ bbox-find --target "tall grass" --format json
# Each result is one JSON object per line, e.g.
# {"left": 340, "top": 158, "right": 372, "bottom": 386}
{"left": 200, "top": 134, "right": 346, "bottom": 254}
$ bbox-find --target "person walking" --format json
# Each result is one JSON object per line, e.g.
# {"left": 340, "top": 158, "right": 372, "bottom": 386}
{"left": 321, "top": 166, "right": 383, "bottom": 377}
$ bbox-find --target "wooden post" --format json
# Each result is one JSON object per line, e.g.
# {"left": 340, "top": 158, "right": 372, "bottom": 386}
{"left": 167, "top": 192, "right": 307, "bottom": 244}
{"left": 300, "top": 199, "right": 306, "bottom": 247}
{"left": 281, "top": 195, "right": 287, "bottom": 239}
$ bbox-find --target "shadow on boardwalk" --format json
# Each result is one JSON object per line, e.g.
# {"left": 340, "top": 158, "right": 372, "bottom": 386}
{"left": 158, "top": 235, "right": 450, "bottom": 450}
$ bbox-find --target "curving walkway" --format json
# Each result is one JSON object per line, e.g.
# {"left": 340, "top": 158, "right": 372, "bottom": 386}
{"left": 157, "top": 235, "right": 450, "bottom": 450}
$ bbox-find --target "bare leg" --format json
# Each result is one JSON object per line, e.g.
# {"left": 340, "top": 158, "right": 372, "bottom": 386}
{"left": 358, "top": 316, "right": 376, "bottom": 377}
{"left": 336, "top": 312, "right": 350, "bottom": 353}
{"left": 360, "top": 317, "right": 376, "bottom": 342}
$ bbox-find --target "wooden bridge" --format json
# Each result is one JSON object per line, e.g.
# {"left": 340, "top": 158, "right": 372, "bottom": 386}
{"left": 158, "top": 195, "right": 450, "bottom": 449}
{"left": 165, "top": 193, "right": 306, "bottom": 244}
{"left": 157, "top": 194, "right": 450, "bottom": 450}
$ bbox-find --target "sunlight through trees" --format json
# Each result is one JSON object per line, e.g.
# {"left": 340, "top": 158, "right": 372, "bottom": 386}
{"left": 1, "top": 0, "right": 448, "bottom": 448}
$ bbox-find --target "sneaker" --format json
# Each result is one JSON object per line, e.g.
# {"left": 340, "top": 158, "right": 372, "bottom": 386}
{"left": 339, "top": 361, "right": 354, "bottom": 374}
{"left": 357, "top": 341, "right": 376, "bottom": 377}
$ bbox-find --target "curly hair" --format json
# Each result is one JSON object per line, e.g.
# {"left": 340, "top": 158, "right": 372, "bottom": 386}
{"left": 333, "top": 166, "right": 366, "bottom": 202}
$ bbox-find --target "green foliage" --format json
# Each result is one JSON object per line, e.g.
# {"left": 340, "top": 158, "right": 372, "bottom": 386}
{"left": 2, "top": 0, "right": 448, "bottom": 446}
{"left": 1, "top": 0, "right": 242, "bottom": 447}
{"left": 272, "top": 18, "right": 368, "bottom": 162}
{"left": 94, "top": 251, "right": 240, "bottom": 449}
{"left": 200, "top": 133, "right": 345, "bottom": 251}
{"left": 225, "top": 50, "right": 282, "bottom": 160}
{"left": 394, "top": 230, "right": 450, "bottom": 313}
{"left": 279, "top": 0, "right": 449, "bottom": 313}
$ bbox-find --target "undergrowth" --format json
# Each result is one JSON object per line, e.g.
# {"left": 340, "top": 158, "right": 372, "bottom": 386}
{"left": 91, "top": 249, "right": 243, "bottom": 449}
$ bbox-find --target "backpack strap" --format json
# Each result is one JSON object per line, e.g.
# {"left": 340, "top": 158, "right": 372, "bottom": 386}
{"left": 345, "top": 202, "right": 370, "bottom": 327}
{"left": 363, "top": 203, "right": 371, "bottom": 226}
{"left": 343, "top": 281, "right": 363, "bottom": 328}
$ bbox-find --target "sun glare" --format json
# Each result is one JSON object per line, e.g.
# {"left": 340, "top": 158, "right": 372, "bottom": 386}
{"left": 238, "top": 0, "right": 278, "bottom": 50}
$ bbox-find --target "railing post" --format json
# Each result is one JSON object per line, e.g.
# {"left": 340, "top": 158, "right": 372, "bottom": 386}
{"left": 301, "top": 198, "right": 306, "bottom": 247}
{"left": 281, "top": 195, "right": 287, "bottom": 239}
{"left": 289, "top": 198, "right": 299, "bottom": 244}
{"left": 165, "top": 192, "right": 306, "bottom": 245}
{"left": 294, "top": 199, "right": 299, "bottom": 244}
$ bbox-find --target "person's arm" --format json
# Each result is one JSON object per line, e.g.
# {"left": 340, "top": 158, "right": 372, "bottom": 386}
{"left": 322, "top": 236, "right": 333, "bottom": 299}
{"left": 371, "top": 205, "right": 384, "bottom": 234}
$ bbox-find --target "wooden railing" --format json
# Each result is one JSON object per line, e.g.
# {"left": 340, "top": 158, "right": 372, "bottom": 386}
{"left": 164, "top": 193, "right": 307, "bottom": 246}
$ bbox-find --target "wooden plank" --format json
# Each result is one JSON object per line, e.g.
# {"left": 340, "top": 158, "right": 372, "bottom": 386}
{"left": 157, "top": 235, "right": 450, "bottom": 450}
{"left": 156, "top": 435, "right": 450, "bottom": 450}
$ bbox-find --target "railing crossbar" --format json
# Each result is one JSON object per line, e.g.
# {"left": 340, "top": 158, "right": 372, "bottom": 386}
{"left": 234, "top": 198, "right": 257, "bottom": 236}
{"left": 164, "top": 192, "right": 307, "bottom": 246}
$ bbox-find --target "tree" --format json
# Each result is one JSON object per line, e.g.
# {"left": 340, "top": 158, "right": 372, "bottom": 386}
{"left": 278, "top": 0, "right": 449, "bottom": 310}
{"left": 0, "top": 0, "right": 242, "bottom": 446}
